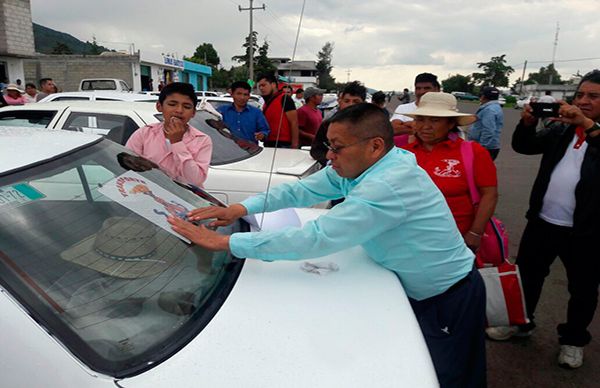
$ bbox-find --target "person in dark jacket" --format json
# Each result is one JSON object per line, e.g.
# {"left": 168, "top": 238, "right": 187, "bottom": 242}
{"left": 486, "top": 69, "right": 600, "bottom": 370}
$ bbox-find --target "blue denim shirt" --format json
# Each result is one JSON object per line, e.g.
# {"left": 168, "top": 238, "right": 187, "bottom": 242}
{"left": 230, "top": 148, "right": 474, "bottom": 300}
{"left": 469, "top": 100, "right": 503, "bottom": 149}
{"left": 217, "top": 103, "right": 270, "bottom": 143}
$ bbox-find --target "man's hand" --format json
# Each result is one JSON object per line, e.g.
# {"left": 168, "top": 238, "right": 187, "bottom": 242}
{"left": 550, "top": 100, "right": 595, "bottom": 129}
{"left": 521, "top": 104, "right": 539, "bottom": 127}
{"left": 255, "top": 132, "right": 266, "bottom": 141}
{"left": 187, "top": 203, "right": 248, "bottom": 227}
{"left": 164, "top": 117, "right": 186, "bottom": 143}
{"left": 391, "top": 120, "right": 415, "bottom": 135}
{"left": 168, "top": 216, "right": 230, "bottom": 251}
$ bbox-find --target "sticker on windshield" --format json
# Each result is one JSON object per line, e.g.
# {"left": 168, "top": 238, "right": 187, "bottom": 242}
{"left": 0, "top": 183, "right": 46, "bottom": 210}
{"left": 97, "top": 171, "right": 194, "bottom": 243}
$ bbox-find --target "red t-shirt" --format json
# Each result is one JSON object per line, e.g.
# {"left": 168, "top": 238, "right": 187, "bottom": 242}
{"left": 297, "top": 105, "right": 323, "bottom": 146}
{"left": 402, "top": 137, "right": 497, "bottom": 234}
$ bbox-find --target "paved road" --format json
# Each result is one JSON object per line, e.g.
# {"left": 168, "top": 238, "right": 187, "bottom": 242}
{"left": 387, "top": 98, "right": 599, "bottom": 388}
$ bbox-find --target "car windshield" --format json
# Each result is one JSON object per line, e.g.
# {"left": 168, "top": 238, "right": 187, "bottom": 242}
{"left": 0, "top": 139, "right": 245, "bottom": 377}
{"left": 0, "top": 109, "right": 58, "bottom": 128}
{"left": 82, "top": 80, "right": 117, "bottom": 90}
{"left": 155, "top": 110, "right": 262, "bottom": 166}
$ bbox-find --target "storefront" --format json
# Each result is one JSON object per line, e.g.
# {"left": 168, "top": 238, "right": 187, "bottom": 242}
{"left": 139, "top": 53, "right": 185, "bottom": 92}
{"left": 180, "top": 61, "right": 212, "bottom": 92}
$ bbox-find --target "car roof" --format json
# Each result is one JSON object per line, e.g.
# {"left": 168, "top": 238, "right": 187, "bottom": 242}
{"left": 0, "top": 127, "right": 100, "bottom": 174}
{"left": 40, "top": 91, "right": 157, "bottom": 102}
{"left": 0, "top": 100, "right": 160, "bottom": 113}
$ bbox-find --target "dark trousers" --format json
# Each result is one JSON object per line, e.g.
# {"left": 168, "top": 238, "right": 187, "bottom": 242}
{"left": 516, "top": 217, "right": 599, "bottom": 346}
{"left": 486, "top": 148, "right": 500, "bottom": 161}
{"left": 263, "top": 140, "right": 291, "bottom": 148}
{"left": 409, "top": 268, "right": 487, "bottom": 388}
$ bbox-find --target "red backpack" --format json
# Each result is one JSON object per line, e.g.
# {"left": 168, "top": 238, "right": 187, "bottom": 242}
{"left": 460, "top": 141, "right": 509, "bottom": 268}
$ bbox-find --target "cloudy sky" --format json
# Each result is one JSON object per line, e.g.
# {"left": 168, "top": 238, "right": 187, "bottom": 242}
{"left": 30, "top": 0, "right": 600, "bottom": 90}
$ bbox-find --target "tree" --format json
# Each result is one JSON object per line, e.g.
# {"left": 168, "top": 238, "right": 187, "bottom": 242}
{"left": 254, "top": 39, "right": 276, "bottom": 76}
{"left": 316, "top": 42, "right": 336, "bottom": 90}
{"left": 86, "top": 35, "right": 103, "bottom": 55}
{"left": 185, "top": 43, "right": 220, "bottom": 67}
{"left": 51, "top": 42, "right": 72, "bottom": 55}
{"left": 441, "top": 74, "right": 474, "bottom": 93}
{"left": 525, "top": 63, "right": 563, "bottom": 85}
{"left": 232, "top": 31, "right": 259, "bottom": 70}
{"left": 472, "top": 54, "right": 514, "bottom": 87}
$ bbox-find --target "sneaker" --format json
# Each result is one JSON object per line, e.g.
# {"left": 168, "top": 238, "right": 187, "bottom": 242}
{"left": 558, "top": 345, "right": 584, "bottom": 369}
{"left": 485, "top": 325, "right": 533, "bottom": 341}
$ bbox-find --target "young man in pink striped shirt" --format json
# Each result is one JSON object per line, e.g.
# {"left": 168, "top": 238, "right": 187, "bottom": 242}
{"left": 126, "top": 82, "right": 212, "bottom": 186}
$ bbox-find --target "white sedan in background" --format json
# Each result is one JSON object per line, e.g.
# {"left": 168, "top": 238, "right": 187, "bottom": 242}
{"left": 38, "top": 91, "right": 158, "bottom": 103}
{"left": 0, "top": 128, "right": 437, "bottom": 387}
{"left": 0, "top": 101, "right": 319, "bottom": 205}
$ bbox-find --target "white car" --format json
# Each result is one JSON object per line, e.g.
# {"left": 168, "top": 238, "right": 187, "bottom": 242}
{"left": 0, "top": 101, "right": 320, "bottom": 205}
{"left": 38, "top": 91, "right": 158, "bottom": 103}
{"left": 516, "top": 96, "right": 533, "bottom": 109}
{"left": 0, "top": 128, "right": 437, "bottom": 387}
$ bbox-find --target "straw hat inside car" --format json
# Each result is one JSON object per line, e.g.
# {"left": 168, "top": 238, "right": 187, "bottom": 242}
{"left": 61, "top": 216, "right": 187, "bottom": 278}
{"left": 406, "top": 92, "right": 477, "bottom": 126}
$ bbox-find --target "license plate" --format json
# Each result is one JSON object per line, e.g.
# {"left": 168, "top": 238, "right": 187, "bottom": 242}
{"left": 0, "top": 183, "right": 45, "bottom": 209}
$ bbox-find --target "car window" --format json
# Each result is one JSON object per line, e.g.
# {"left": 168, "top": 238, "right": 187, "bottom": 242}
{"left": 51, "top": 96, "right": 91, "bottom": 101}
{"left": 62, "top": 112, "right": 140, "bottom": 140}
{"left": 206, "top": 100, "right": 230, "bottom": 110}
{"left": 96, "top": 98, "right": 120, "bottom": 101}
{"left": 0, "top": 110, "right": 58, "bottom": 128}
{"left": 81, "top": 80, "right": 117, "bottom": 90}
{"left": 155, "top": 110, "right": 262, "bottom": 165}
{"left": 0, "top": 139, "right": 245, "bottom": 377}
{"left": 120, "top": 81, "right": 130, "bottom": 91}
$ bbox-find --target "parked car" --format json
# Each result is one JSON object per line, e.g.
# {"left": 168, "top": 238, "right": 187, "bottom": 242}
{"left": 318, "top": 93, "right": 339, "bottom": 114}
{"left": 515, "top": 96, "right": 533, "bottom": 109}
{"left": 451, "top": 91, "right": 479, "bottom": 101}
{"left": 38, "top": 91, "right": 158, "bottom": 103}
{"left": 0, "top": 127, "right": 438, "bottom": 387}
{"left": 0, "top": 101, "right": 321, "bottom": 205}
{"left": 79, "top": 78, "right": 132, "bottom": 92}
{"left": 195, "top": 90, "right": 220, "bottom": 98}
{"left": 498, "top": 96, "right": 506, "bottom": 106}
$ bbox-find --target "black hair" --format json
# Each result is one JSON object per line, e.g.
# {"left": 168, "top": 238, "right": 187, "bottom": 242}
{"left": 256, "top": 73, "right": 277, "bottom": 85}
{"left": 158, "top": 82, "right": 197, "bottom": 105}
{"left": 282, "top": 85, "right": 293, "bottom": 91}
{"left": 296, "top": 88, "right": 304, "bottom": 94}
{"left": 230, "top": 81, "right": 251, "bottom": 93}
{"left": 372, "top": 91, "right": 386, "bottom": 105}
{"left": 577, "top": 69, "right": 600, "bottom": 90}
{"left": 341, "top": 81, "right": 367, "bottom": 101}
{"left": 329, "top": 102, "right": 394, "bottom": 151}
{"left": 39, "top": 78, "right": 53, "bottom": 88}
{"left": 25, "top": 82, "right": 36, "bottom": 89}
{"left": 414, "top": 73, "right": 440, "bottom": 89}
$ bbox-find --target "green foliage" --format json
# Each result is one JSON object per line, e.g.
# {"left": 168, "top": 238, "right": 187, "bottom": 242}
{"left": 255, "top": 39, "right": 276, "bottom": 75}
{"left": 472, "top": 54, "right": 514, "bottom": 87}
{"left": 316, "top": 42, "right": 336, "bottom": 90}
{"left": 33, "top": 23, "right": 112, "bottom": 55}
{"left": 51, "top": 42, "right": 72, "bottom": 55}
{"left": 525, "top": 63, "right": 563, "bottom": 85}
{"left": 86, "top": 36, "right": 103, "bottom": 55}
{"left": 442, "top": 74, "right": 474, "bottom": 93}
{"left": 232, "top": 31, "right": 259, "bottom": 69}
{"left": 186, "top": 43, "right": 220, "bottom": 67}
{"left": 505, "top": 95, "right": 517, "bottom": 104}
{"left": 211, "top": 65, "right": 251, "bottom": 89}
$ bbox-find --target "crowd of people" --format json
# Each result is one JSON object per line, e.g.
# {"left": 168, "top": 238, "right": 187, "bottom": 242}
{"left": 8, "top": 68, "right": 597, "bottom": 387}
{"left": 0, "top": 77, "right": 59, "bottom": 107}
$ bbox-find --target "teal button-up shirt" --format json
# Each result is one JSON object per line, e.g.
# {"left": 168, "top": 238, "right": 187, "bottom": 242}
{"left": 230, "top": 147, "right": 474, "bottom": 300}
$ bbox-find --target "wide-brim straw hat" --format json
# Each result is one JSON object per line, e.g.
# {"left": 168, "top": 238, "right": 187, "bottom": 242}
{"left": 406, "top": 92, "right": 477, "bottom": 126}
{"left": 61, "top": 216, "right": 187, "bottom": 278}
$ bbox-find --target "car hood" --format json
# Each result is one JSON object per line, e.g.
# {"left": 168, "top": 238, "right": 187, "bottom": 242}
{"left": 120, "top": 209, "right": 437, "bottom": 388}
{"left": 210, "top": 148, "right": 318, "bottom": 176}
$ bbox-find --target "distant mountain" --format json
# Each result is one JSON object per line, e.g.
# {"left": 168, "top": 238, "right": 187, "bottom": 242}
{"left": 33, "top": 23, "right": 113, "bottom": 55}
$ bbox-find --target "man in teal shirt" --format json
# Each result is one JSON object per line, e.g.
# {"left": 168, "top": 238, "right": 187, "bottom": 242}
{"left": 169, "top": 103, "right": 486, "bottom": 387}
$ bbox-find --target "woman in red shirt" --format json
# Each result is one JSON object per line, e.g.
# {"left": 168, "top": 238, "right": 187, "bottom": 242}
{"left": 402, "top": 92, "right": 498, "bottom": 252}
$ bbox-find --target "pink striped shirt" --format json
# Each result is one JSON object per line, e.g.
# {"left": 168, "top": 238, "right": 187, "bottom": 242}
{"left": 126, "top": 122, "right": 212, "bottom": 186}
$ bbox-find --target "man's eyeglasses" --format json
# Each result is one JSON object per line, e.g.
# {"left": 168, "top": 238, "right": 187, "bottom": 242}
{"left": 323, "top": 136, "right": 378, "bottom": 154}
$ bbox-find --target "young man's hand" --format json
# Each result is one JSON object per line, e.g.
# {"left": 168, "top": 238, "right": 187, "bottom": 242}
{"left": 255, "top": 132, "right": 266, "bottom": 141}
{"left": 550, "top": 100, "right": 595, "bottom": 129}
{"left": 168, "top": 216, "right": 230, "bottom": 251}
{"left": 521, "top": 104, "right": 539, "bottom": 127}
{"left": 164, "top": 117, "right": 187, "bottom": 143}
{"left": 187, "top": 203, "right": 248, "bottom": 227}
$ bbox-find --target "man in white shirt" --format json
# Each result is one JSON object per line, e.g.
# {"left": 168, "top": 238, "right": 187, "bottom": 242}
{"left": 488, "top": 69, "right": 600, "bottom": 370}
{"left": 390, "top": 73, "right": 440, "bottom": 146}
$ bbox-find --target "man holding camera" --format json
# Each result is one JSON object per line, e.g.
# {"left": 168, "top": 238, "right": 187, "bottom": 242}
{"left": 487, "top": 70, "right": 600, "bottom": 369}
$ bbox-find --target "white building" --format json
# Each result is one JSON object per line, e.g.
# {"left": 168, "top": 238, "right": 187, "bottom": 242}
{"left": 272, "top": 58, "right": 318, "bottom": 88}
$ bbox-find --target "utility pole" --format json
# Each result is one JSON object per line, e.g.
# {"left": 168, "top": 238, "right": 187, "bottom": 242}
{"left": 239, "top": 0, "right": 265, "bottom": 83}
{"left": 346, "top": 69, "right": 351, "bottom": 83}
{"left": 519, "top": 60, "right": 527, "bottom": 95}
{"left": 549, "top": 22, "right": 560, "bottom": 84}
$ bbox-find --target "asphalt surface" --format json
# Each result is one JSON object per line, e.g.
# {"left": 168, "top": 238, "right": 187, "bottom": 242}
{"left": 386, "top": 98, "right": 599, "bottom": 388}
